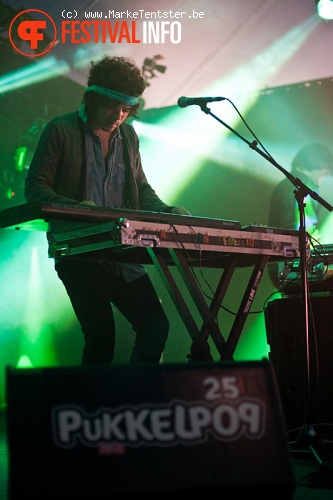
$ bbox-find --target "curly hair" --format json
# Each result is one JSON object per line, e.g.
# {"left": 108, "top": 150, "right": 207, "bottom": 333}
{"left": 291, "top": 143, "right": 333, "bottom": 174}
{"left": 83, "top": 55, "right": 146, "bottom": 118}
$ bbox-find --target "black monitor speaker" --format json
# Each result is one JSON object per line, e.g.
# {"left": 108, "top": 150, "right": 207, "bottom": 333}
{"left": 6, "top": 360, "right": 295, "bottom": 499}
{"left": 265, "top": 294, "right": 333, "bottom": 430}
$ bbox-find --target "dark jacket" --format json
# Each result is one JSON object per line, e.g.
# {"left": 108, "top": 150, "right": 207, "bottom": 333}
{"left": 25, "top": 111, "right": 171, "bottom": 213}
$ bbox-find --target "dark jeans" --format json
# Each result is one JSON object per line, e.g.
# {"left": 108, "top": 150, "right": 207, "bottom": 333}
{"left": 55, "top": 260, "right": 169, "bottom": 365}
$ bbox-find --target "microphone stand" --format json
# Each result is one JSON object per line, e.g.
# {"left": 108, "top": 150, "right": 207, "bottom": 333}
{"left": 197, "top": 103, "right": 333, "bottom": 463}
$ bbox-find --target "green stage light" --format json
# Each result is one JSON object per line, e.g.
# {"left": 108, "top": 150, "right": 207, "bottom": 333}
{"left": 317, "top": 0, "right": 333, "bottom": 20}
{"left": 14, "top": 146, "right": 27, "bottom": 172}
{"left": 6, "top": 188, "right": 14, "bottom": 200}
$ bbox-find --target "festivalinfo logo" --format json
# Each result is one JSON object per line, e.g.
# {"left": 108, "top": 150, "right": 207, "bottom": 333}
{"left": 9, "top": 9, "right": 57, "bottom": 57}
{"left": 9, "top": 8, "right": 206, "bottom": 57}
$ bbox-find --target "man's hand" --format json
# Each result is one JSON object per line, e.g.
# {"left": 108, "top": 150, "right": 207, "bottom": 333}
{"left": 171, "top": 205, "right": 191, "bottom": 216}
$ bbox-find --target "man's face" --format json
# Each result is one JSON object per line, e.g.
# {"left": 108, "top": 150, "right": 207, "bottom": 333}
{"left": 94, "top": 101, "right": 132, "bottom": 132}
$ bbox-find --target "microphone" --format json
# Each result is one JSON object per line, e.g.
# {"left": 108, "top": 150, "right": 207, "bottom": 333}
{"left": 177, "top": 95, "right": 225, "bottom": 108}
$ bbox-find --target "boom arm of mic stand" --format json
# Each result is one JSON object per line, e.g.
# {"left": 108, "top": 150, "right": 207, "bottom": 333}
{"left": 200, "top": 103, "right": 333, "bottom": 462}
{"left": 199, "top": 104, "right": 333, "bottom": 211}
